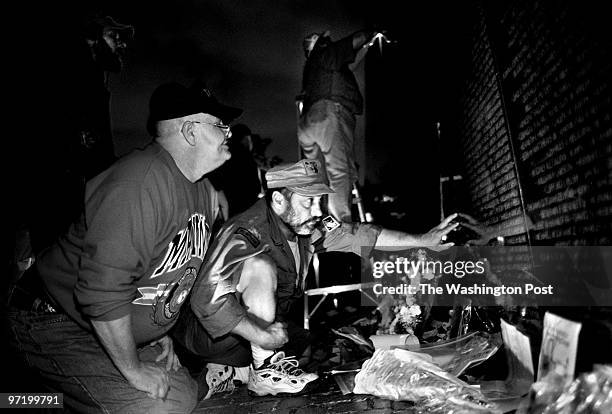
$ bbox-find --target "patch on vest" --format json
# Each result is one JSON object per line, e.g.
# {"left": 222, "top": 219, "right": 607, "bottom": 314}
{"left": 236, "top": 227, "right": 260, "bottom": 247}
{"left": 303, "top": 160, "right": 319, "bottom": 174}
{"left": 321, "top": 215, "right": 341, "bottom": 232}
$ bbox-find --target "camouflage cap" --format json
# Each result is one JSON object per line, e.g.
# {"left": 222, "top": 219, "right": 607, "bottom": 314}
{"left": 265, "top": 159, "right": 334, "bottom": 197}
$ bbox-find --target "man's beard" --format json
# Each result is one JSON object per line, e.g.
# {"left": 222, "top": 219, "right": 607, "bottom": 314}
{"left": 280, "top": 207, "right": 320, "bottom": 235}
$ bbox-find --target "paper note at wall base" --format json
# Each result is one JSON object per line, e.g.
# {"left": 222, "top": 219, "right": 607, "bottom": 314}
{"left": 481, "top": 319, "right": 535, "bottom": 399}
{"left": 537, "top": 312, "right": 582, "bottom": 386}
{"left": 501, "top": 319, "right": 534, "bottom": 384}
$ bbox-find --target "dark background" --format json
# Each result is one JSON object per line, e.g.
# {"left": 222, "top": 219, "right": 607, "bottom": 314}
{"left": 14, "top": 0, "right": 473, "bottom": 235}
{"left": 11, "top": 0, "right": 611, "bottom": 240}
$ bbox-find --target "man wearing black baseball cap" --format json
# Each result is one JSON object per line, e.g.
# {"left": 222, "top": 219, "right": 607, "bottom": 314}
{"left": 7, "top": 80, "right": 241, "bottom": 412}
{"left": 174, "top": 159, "right": 459, "bottom": 397}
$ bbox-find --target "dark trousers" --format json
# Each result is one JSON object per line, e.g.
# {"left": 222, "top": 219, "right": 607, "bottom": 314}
{"left": 172, "top": 307, "right": 252, "bottom": 371}
{"left": 6, "top": 271, "right": 197, "bottom": 413}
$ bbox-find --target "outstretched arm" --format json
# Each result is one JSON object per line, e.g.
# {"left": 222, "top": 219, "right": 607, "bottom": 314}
{"left": 349, "top": 30, "right": 375, "bottom": 68}
{"left": 313, "top": 213, "right": 459, "bottom": 257}
{"left": 351, "top": 30, "right": 373, "bottom": 50}
{"left": 374, "top": 213, "right": 459, "bottom": 251}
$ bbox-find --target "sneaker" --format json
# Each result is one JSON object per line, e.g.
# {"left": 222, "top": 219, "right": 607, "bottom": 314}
{"left": 200, "top": 363, "right": 236, "bottom": 400}
{"left": 248, "top": 351, "right": 319, "bottom": 396}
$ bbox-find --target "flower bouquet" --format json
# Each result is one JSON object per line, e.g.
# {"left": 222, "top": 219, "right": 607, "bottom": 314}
{"left": 374, "top": 249, "right": 445, "bottom": 344}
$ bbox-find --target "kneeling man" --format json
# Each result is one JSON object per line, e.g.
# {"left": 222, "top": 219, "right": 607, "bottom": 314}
{"left": 173, "top": 159, "right": 458, "bottom": 397}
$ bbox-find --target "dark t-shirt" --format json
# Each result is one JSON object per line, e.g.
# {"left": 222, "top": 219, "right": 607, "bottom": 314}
{"left": 302, "top": 35, "right": 363, "bottom": 115}
{"left": 38, "top": 142, "right": 218, "bottom": 345}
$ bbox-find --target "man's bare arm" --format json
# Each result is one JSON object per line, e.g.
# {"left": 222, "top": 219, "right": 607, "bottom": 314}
{"left": 349, "top": 30, "right": 373, "bottom": 68}
{"left": 231, "top": 317, "right": 288, "bottom": 350}
{"left": 351, "top": 30, "right": 372, "bottom": 50}
{"left": 91, "top": 315, "right": 169, "bottom": 399}
{"left": 374, "top": 213, "right": 459, "bottom": 251}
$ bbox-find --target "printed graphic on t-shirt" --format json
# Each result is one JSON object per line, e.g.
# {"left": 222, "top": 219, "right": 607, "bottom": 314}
{"left": 150, "top": 213, "right": 209, "bottom": 278}
{"left": 132, "top": 267, "right": 197, "bottom": 326}
{"left": 132, "top": 213, "right": 209, "bottom": 326}
{"left": 151, "top": 266, "right": 197, "bottom": 325}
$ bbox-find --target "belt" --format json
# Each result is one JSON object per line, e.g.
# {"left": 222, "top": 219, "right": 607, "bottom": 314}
{"left": 8, "top": 268, "right": 59, "bottom": 314}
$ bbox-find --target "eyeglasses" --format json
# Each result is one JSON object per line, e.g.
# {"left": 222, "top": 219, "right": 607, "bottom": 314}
{"left": 192, "top": 121, "right": 232, "bottom": 138}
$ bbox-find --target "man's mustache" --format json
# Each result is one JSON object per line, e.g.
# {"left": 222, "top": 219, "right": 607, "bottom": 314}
{"left": 298, "top": 217, "right": 321, "bottom": 227}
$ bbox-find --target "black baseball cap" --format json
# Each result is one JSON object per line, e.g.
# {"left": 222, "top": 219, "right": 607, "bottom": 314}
{"left": 147, "top": 81, "right": 242, "bottom": 135}
{"left": 82, "top": 15, "right": 135, "bottom": 40}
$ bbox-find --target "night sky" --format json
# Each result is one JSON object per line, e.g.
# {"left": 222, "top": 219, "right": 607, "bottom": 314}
{"left": 35, "top": 1, "right": 465, "bottom": 158}
{"left": 16, "top": 0, "right": 468, "bottom": 232}
{"left": 73, "top": 0, "right": 379, "bottom": 161}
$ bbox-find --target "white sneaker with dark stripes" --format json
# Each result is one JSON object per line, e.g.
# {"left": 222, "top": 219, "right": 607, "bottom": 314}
{"left": 247, "top": 351, "right": 318, "bottom": 396}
